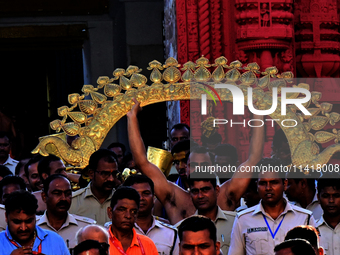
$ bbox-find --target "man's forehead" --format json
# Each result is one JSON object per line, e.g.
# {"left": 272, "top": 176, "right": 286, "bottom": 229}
{"left": 171, "top": 128, "right": 189, "bottom": 137}
{"left": 8, "top": 209, "right": 35, "bottom": 218}
{"left": 115, "top": 198, "right": 138, "bottom": 208}
{"left": 131, "top": 182, "right": 152, "bottom": 191}
{"left": 188, "top": 152, "right": 211, "bottom": 162}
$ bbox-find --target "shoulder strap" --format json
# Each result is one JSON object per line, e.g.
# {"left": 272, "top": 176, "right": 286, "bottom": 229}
{"left": 170, "top": 228, "right": 178, "bottom": 255}
{"left": 307, "top": 214, "right": 311, "bottom": 225}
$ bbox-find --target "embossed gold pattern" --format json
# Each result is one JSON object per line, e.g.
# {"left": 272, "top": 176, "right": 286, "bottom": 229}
{"left": 32, "top": 57, "right": 340, "bottom": 169}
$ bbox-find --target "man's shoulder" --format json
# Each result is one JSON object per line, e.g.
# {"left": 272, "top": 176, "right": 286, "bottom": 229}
{"left": 222, "top": 210, "right": 237, "bottom": 218}
{"left": 137, "top": 232, "right": 158, "bottom": 246}
{"left": 237, "top": 206, "right": 256, "bottom": 218}
{"left": 291, "top": 204, "right": 313, "bottom": 215}
{"left": 156, "top": 219, "right": 177, "bottom": 232}
{"left": 72, "top": 187, "right": 87, "bottom": 198}
{"left": 72, "top": 214, "right": 96, "bottom": 225}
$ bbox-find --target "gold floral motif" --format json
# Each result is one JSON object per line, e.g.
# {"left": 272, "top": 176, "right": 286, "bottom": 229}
{"left": 32, "top": 57, "right": 340, "bottom": 169}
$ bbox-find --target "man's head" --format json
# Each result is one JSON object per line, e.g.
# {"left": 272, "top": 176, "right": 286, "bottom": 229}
{"left": 76, "top": 225, "right": 109, "bottom": 244}
{"left": 170, "top": 123, "right": 190, "bottom": 149}
{"left": 14, "top": 158, "right": 30, "bottom": 191}
{"left": 171, "top": 139, "right": 191, "bottom": 178}
{"left": 0, "top": 165, "right": 13, "bottom": 181}
{"left": 42, "top": 174, "right": 72, "bottom": 217}
{"left": 214, "top": 144, "right": 238, "bottom": 167}
{"left": 285, "top": 225, "right": 323, "bottom": 255}
{"left": 0, "top": 132, "right": 11, "bottom": 160}
{"left": 188, "top": 173, "right": 218, "bottom": 213}
{"left": 38, "top": 154, "right": 66, "bottom": 181}
{"left": 317, "top": 172, "right": 340, "bottom": 218}
{"left": 257, "top": 158, "right": 286, "bottom": 206}
{"left": 107, "top": 186, "right": 140, "bottom": 233}
{"left": 243, "top": 178, "right": 261, "bottom": 208}
{"left": 73, "top": 240, "right": 107, "bottom": 255}
{"left": 88, "top": 149, "right": 119, "bottom": 194}
{"left": 5, "top": 190, "right": 38, "bottom": 244}
{"left": 107, "top": 142, "right": 126, "bottom": 166}
{"left": 24, "top": 155, "right": 44, "bottom": 192}
{"left": 178, "top": 215, "right": 220, "bottom": 255}
{"left": 0, "top": 175, "right": 26, "bottom": 204}
{"left": 123, "top": 175, "right": 154, "bottom": 217}
{"left": 285, "top": 175, "right": 316, "bottom": 203}
{"left": 201, "top": 133, "right": 222, "bottom": 155}
{"left": 272, "top": 129, "right": 291, "bottom": 166}
{"left": 274, "top": 239, "right": 316, "bottom": 255}
{"left": 187, "top": 146, "right": 212, "bottom": 177}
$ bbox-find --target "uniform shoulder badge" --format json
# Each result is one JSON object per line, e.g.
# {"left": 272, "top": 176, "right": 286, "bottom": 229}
{"left": 157, "top": 220, "right": 177, "bottom": 231}
{"left": 291, "top": 204, "right": 313, "bottom": 215}
{"left": 74, "top": 214, "right": 96, "bottom": 224}
{"left": 72, "top": 187, "right": 86, "bottom": 198}
{"left": 237, "top": 206, "right": 255, "bottom": 218}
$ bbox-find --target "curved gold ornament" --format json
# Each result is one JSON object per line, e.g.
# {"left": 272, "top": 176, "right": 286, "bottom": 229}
{"left": 32, "top": 56, "right": 340, "bottom": 170}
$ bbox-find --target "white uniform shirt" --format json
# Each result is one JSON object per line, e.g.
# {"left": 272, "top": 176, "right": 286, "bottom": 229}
{"left": 316, "top": 216, "right": 340, "bottom": 255}
{"left": 228, "top": 199, "right": 315, "bottom": 255}
{"left": 36, "top": 211, "right": 96, "bottom": 248}
{"left": 0, "top": 205, "right": 5, "bottom": 232}
{"left": 2, "top": 155, "right": 18, "bottom": 175}
{"left": 293, "top": 191, "right": 323, "bottom": 221}
{"left": 135, "top": 217, "right": 179, "bottom": 255}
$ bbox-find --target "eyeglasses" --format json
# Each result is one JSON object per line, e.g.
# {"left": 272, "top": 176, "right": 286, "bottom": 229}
{"left": 95, "top": 170, "right": 120, "bottom": 179}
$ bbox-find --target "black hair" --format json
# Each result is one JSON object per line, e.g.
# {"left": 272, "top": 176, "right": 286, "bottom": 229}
{"left": 24, "top": 154, "right": 44, "bottom": 178}
{"left": 170, "top": 123, "right": 190, "bottom": 134}
{"left": 0, "top": 165, "right": 13, "bottom": 178}
{"left": 37, "top": 154, "right": 62, "bottom": 180}
{"left": 5, "top": 190, "right": 38, "bottom": 215}
{"left": 43, "top": 174, "right": 69, "bottom": 194}
{"left": 110, "top": 186, "right": 140, "bottom": 209}
{"left": 273, "top": 128, "right": 288, "bottom": 149}
{"left": 73, "top": 240, "right": 107, "bottom": 255}
{"left": 178, "top": 215, "right": 217, "bottom": 243}
{"left": 14, "top": 158, "right": 29, "bottom": 176}
{"left": 107, "top": 142, "right": 126, "bottom": 155}
{"left": 123, "top": 174, "right": 155, "bottom": 195}
{"left": 317, "top": 171, "right": 340, "bottom": 194}
{"left": 0, "top": 175, "right": 26, "bottom": 198}
{"left": 0, "top": 131, "right": 11, "bottom": 141}
{"left": 256, "top": 158, "right": 286, "bottom": 180}
{"left": 284, "top": 225, "right": 319, "bottom": 251}
{"left": 88, "top": 149, "right": 118, "bottom": 171}
{"left": 214, "top": 144, "right": 238, "bottom": 160}
{"left": 201, "top": 132, "right": 222, "bottom": 146}
{"left": 188, "top": 172, "right": 217, "bottom": 189}
{"left": 190, "top": 146, "right": 209, "bottom": 155}
{"left": 274, "top": 239, "right": 315, "bottom": 255}
{"left": 171, "top": 139, "right": 191, "bottom": 155}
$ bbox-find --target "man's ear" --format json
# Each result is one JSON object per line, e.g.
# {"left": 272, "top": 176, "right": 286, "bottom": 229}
{"left": 41, "top": 173, "right": 49, "bottom": 181}
{"left": 215, "top": 185, "right": 220, "bottom": 197}
{"left": 88, "top": 169, "right": 94, "bottom": 180}
{"left": 107, "top": 207, "right": 113, "bottom": 220}
{"left": 301, "top": 178, "right": 308, "bottom": 189}
{"left": 318, "top": 247, "right": 324, "bottom": 255}
{"left": 41, "top": 191, "right": 47, "bottom": 203}
{"left": 283, "top": 179, "right": 288, "bottom": 191}
{"left": 216, "top": 241, "right": 221, "bottom": 255}
{"left": 5, "top": 212, "right": 7, "bottom": 223}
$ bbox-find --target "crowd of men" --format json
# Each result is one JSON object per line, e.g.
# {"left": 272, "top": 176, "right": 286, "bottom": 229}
{"left": 0, "top": 98, "right": 338, "bottom": 255}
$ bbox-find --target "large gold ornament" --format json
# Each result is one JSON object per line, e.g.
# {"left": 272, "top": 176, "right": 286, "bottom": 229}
{"left": 32, "top": 56, "right": 340, "bottom": 169}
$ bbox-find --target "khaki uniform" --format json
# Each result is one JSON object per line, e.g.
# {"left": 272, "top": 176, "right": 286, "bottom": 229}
{"left": 175, "top": 207, "right": 236, "bottom": 255}
{"left": 228, "top": 199, "right": 315, "bottom": 255}
{"left": 0, "top": 205, "right": 5, "bottom": 232}
{"left": 292, "top": 191, "right": 323, "bottom": 221}
{"left": 135, "top": 217, "right": 180, "bottom": 255}
{"left": 316, "top": 216, "right": 340, "bottom": 255}
{"left": 36, "top": 211, "right": 95, "bottom": 249}
{"left": 70, "top": 183, "right": 114, "bottom": 226}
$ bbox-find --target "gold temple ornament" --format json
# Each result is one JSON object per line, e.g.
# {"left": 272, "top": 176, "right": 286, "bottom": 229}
{"left": 32, "top": 56, "right": 340, "bottom": 170}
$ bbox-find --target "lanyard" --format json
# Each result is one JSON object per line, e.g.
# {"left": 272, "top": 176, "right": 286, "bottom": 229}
{"left": 262, "top": 214, "right": 285, "bottom": 239}
{"left": 5, "top": 231, "right": 42, "bottom": 254}
{"left": 109, "top": 231, "right": 145, "bottom": 255}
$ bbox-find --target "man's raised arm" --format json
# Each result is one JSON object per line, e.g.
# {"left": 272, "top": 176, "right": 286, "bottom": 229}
{"left": 218, "top": 115, "right": 265, "bottom": 211}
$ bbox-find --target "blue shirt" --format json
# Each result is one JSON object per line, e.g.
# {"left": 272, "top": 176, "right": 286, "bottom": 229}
{"left": 0, "top": 225, "right": 70, "bottom": 255}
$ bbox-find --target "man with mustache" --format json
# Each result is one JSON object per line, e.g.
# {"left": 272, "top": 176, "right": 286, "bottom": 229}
{"left": 37, "top": 174, "right": 95, "bottom": 249}
{"left": 70, "top": 149, "right": 119, "bottom": 225}
{"left": 25, "top": 155, "right": 44, "bottom": 192}
{"left": 107, "top": 186, "right": 158, "bottom": 255}
{"left": 0, "top": 190, "right": 70, "bottom": 255}
{"left": 228, "top": 158, "right": 316, "bottom": 255}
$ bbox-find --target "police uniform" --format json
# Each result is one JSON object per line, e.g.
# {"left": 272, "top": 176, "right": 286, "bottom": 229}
{"left": 1, "top": 155, "right": 18, "bottom": 175}
{"left": 36, "top": 211, "right": 96, "bottom": 248}
{"left": 134, "top": 216, "right": 179, "bottom": 255}
{"left": 228, "top": 199, "right": 315, "bottom": 255}
{"left": 175, "top": 206, "right": 236, "bottom": 255}
{"left": 69, "top": 183, "right": 114, "bottom": 226}
{"left": 316, "top": 216, "right": 340, "bottom": 255}
{"left": 291, "top": 191, "right": 323, "bottom": 221}
{"left": 0, "top": 205, "right": 5, "bottom": 232}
